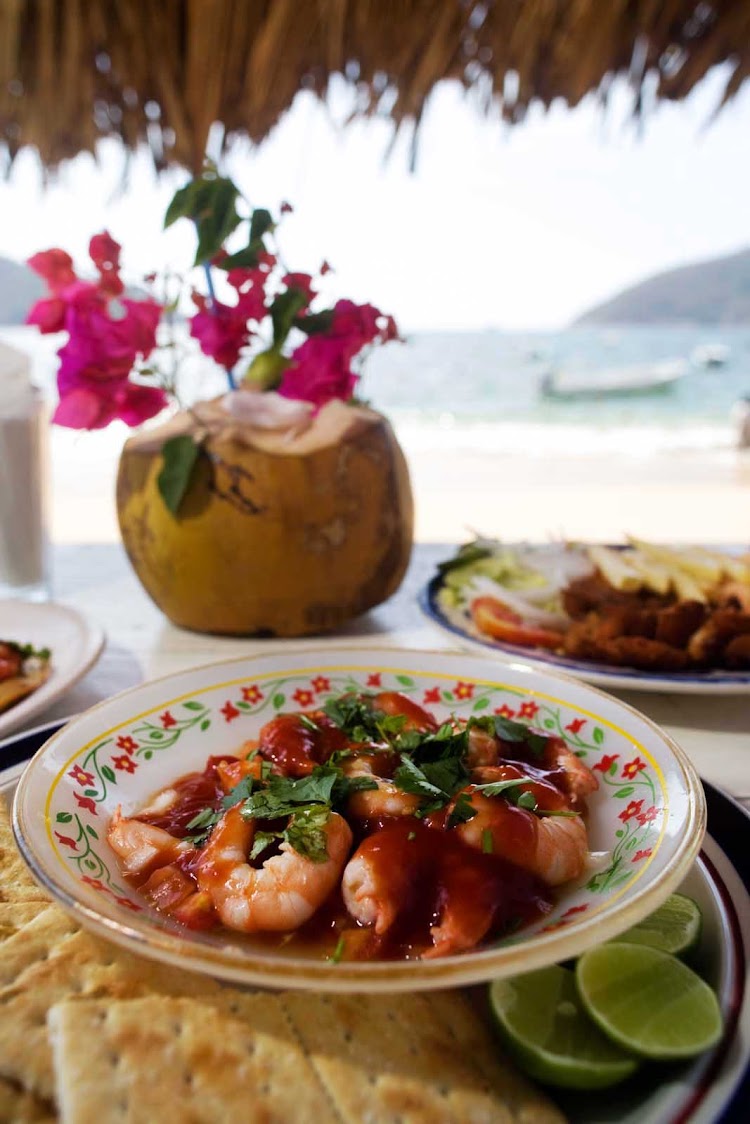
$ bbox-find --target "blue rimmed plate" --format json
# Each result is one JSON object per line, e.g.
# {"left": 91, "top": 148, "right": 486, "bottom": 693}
{"left": 420, "top": 572, "right": 750, "bottom": 695}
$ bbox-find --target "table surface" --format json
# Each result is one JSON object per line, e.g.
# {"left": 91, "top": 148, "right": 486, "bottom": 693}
{"left": 6, "top": 541, "right": 750, "bottom": 810}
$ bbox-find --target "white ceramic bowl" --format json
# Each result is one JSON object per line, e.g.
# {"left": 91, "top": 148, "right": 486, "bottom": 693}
{"left": 12, "top": 647, "right": 706, "bottom": 991}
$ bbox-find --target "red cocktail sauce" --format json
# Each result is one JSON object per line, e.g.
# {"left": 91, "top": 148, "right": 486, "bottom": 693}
{"left": 132, "top": 755, "right": 554, "bottom": 959}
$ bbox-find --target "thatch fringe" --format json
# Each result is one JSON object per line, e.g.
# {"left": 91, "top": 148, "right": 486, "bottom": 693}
{"left": 1, "top": 0, "right": 748, "bottom": 173}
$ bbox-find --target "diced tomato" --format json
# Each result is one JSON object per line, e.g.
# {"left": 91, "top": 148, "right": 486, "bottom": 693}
{"left": 470, "top": 596, "right": 564, "bottom": 650}
{"left": 171, "top": 890, "right": 217, "bottom": 930}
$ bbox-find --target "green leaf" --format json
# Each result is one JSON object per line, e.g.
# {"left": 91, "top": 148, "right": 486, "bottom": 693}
{"left": 183, "top": 701, "right": 204, "bottom": 711}
{"left": 396, "top": 675, "right": 415, "bottom": 688}
{"left": 593, "top": 727, "right": 605, "bottom": 745}
{"left": 273, "top": 693, "right": 286, "bottom": 710}
{"left": 101, "top": 766, "right": 116, "bottom": 783}
{"left": 86, "top": 825, "right": 99, "bottom": 838}
{"left": 217, "top": 239, "right": 264, "bottom": 270}
{"left": 157, "top": 435, "right": 201, "bottom": 515}
{"left": 270, "top": 287, "right": 309, "bottom": 348}
{"left": 83, "top": 789, "right": 97, "bottom": 797}
{"left": 194, "top": 179, "right": 243, "bottom": 265}
{"left": 200, "top": 719, "right": 211, "bottom": 731}
{"left": 164, "top": 179, "right": 202, "bottom": 229}
{"left": 56, "top": 812, "right": 73, "bottom": 823}
{"left": 294, "top": 309, "right": 335, "bottom": 335}
{"left": 613, "top": 786, "right": 635, "bottom": 798}
{"left": 472, "top": 697, "right": 490, "bottom": 711}
{"left": 249, "top": 207, "right": 275, "bottom": 243}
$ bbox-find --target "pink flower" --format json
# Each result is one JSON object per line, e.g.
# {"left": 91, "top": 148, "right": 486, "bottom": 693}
{"left": 293, "top": 689, "right": 315, "bottom": 707}
{"left": 637, "top": 805, "right": 660, "bottom": 826}
{"left": 89, "top": 231, "right": 124, "bottom": 296}
{"left": 311, "top": 676, "right": 330, "bottom": 693}
{"left": 278, "top": 299, "right": 398, "bottom": 408}
{"left": 622, "top": 756, "right": 647, "bottom": 780}
{"left": 27, "top": 248, "right": 76, "bottom": 292}
{"left": 190, "top": 293, "right": 251, "bottom": 370}
{"left": 454, "top": 681, "right": 474, "bottom": 700}
{"left": 518, "top": 701, "right": 539, "bottom": 719}
{"left": 26, "top": 297, "right": 67, "bottom": 334}
{"left": 282, "top": 273, "right": 315, "bottom": 303}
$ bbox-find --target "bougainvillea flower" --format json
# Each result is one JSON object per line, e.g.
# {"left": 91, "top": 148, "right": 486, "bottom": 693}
{"left": 278, "top": 298, "right": 398, "bottom": 408}
{"left": 89, "top": 231, "right": 124, "bottom": 295}
{"left": 52, "top": 380, "right": 169, "bottom": 430}
{"left": 27, "top": 247, "right": 77, "bottom": 293}
{"left": 26, "top": 296, "right": 67, "bottom": 334}
{"left": 190, "top": 293, "right": 252, "bottom": 370}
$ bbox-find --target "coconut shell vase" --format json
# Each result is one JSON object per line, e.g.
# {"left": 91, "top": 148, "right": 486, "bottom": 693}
{"left": 116, "top": 397, "right": 413, "bottom": 637}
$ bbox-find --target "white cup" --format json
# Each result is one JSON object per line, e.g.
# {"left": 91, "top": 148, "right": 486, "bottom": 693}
{"left": 0, "top": 384, "right": 50, "bottom": 601}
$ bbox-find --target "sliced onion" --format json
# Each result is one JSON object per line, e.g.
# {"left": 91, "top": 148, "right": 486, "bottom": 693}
{"left": 468, "top": 575, "right": 569, "bottom": 629}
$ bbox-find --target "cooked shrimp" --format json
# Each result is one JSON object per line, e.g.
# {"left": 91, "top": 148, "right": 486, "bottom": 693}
{"left": 342, "top": 752, "right": 421, "bottom": 819}
{"left": 342, "top": 835, "right": 418, "bottom": 935}
{"left": 546, "top": 738, "right": 599, "bottom": 806}
{"left": 454, "top": 792, "right": 588, "bottom": 885}
{"left": 107, "top": 809, "right": 194, "bottom": 877}
{"left": 465, "top": 724, "right": 500, "bottom": 767}
{"left": 372, "top": 691, "right": 438, "bottom": 732}
{"left": 195, "top": 805, "right": 352, "bottom": 933}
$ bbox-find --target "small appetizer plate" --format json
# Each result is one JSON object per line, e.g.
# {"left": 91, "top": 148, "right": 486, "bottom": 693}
{"left": 12, "top": 647, "right": 705, "bottom": 992}
{"left": 0, "top": 599, "right": 105, "bottom": 739}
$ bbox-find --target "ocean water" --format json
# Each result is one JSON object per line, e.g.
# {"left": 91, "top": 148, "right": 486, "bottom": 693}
{"left": 364, "top": 325, "right": 750, "bottom": 456}
{"left": 3, "top": 323, "right": 750, "bottom": 459}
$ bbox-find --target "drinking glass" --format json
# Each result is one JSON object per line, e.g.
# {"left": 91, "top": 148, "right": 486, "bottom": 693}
{"left": 0, "top": 386, "right": 50, "bottom": 601}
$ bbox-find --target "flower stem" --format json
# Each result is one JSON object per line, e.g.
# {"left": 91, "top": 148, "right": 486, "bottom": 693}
{"left": 202, "top": 261, "right": 237, "bottom": 390}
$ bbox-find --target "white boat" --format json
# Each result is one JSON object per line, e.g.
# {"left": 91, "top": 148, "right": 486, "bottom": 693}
{"left": 539, "top": 359, "right": 688, "bottom": 401}
{"left": 691, "top": 343, "right": 731, "bottom": 368}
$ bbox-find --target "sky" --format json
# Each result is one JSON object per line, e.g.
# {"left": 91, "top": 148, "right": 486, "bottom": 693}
{"left": 0, "top": 65, "right": 748, "bottom": 332}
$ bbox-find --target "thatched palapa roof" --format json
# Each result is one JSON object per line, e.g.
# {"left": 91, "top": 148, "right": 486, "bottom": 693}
{"left": 1, "top": 1, "right": 749, "bottom": 173}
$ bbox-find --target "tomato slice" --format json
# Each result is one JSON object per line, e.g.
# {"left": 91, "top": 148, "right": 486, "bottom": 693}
{"left": 470, "top": 596, "right": 564, "bottom": 650}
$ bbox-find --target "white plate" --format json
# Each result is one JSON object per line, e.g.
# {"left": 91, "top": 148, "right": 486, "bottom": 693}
{"left": 420, "top": 571, "right": 750, "bottom": 696}
{"left": 12, "top": 647, "right": 705, "bottom": 992}
{"left": 1, "top": 722, "right": 747, "bottom": 1123}
{"left": 0, "top": 600, "right": 105, "bottom": 739}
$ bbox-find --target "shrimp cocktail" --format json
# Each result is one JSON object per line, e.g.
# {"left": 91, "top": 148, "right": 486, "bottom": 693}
{"left": 107, "top": 690, "right": 598, "bottom": 961}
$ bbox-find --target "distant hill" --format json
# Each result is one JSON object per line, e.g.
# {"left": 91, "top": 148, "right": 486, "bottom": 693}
{"left": 0, "top": 257, "right": 44, "bottom": 325}
{"left": 575, "top": 248, "right": 750, "bottom": 325}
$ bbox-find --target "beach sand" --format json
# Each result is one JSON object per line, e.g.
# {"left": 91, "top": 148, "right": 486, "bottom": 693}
{"left": 49, "top": 428, "right": 750, "bottom": 547}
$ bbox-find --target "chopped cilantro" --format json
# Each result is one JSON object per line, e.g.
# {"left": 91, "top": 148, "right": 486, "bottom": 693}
{"left": 298, "top": 714, "right": 320, "bottom": 732}
{"left": 481, "top": 827, "right": 493, "bottom": 854}
{"left": 221, "top": 775, "right": 256, "bottom": 808}
{"left": 516, "top": 790, "right": 538, "bottom": 811}
{"left": 328, "top": 935, "right": 346, "bottom": 963}
{"left": 471, "top": 777, "right": 532, "bottom": 799}
{"left": 446, "top": 791, "right": 477, "bottom": 827}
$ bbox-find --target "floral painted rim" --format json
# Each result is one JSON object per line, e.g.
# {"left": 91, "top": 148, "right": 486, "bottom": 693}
{"left": 13, "top": 647, "right": 707, "bottom": 991}
{"left": 420, "top": 576, "right": 750, "bottom": 695}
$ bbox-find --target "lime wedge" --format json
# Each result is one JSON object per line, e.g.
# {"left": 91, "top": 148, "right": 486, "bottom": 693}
{"left": 576, "top": 943, "right": 723, "bottom": 1060}
{"left": 488, "top": 965, "right": 639, "bottom": 1089}
{"left": 614, "top": 893, "right": 702, "bottom": 957}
